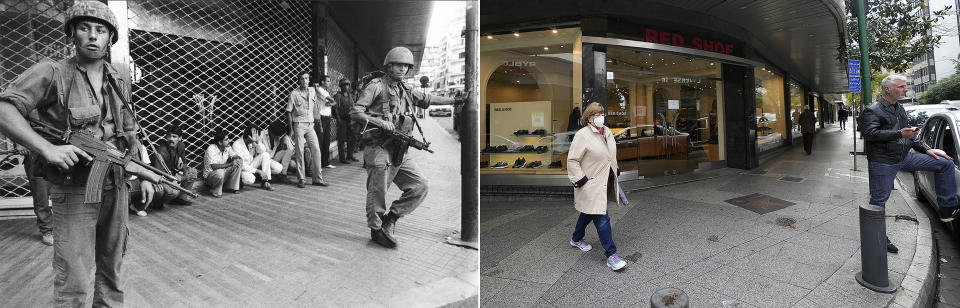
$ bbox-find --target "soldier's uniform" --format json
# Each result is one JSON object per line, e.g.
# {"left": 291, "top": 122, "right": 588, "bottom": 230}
{"left": 352, "top": 77, "right": 441, "bottom": 231}
{"left": 0, "top": 1, "right": 142, "bottom": 306}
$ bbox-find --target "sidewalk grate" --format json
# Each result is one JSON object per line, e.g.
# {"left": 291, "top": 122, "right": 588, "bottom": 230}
{"left": 725, "top": 193, "right": 795, "bottom": 214}
{"left": 778, "top": 176, "right": 805, "bottom": 183}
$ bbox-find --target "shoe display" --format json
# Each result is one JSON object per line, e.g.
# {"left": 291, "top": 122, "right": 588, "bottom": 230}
{"left": 607, "top": 253, "right": 627, "bottom": 271}
{"left": 513, "top": 129, "right": 530, "bottom": 136}
{"left": 41, "top": 232, "right": 54, "bottom": 246}
{"left": 513, "top": 157, "right": 526, "bottom": 168}
{"left": 512, "top": 157, "right": 522, "bottom": 168}
{"left": 526, "top": 161, "right": 543, "bottom": 168}
{"left": 518, "top": 145, "right": 535, "bottom": 152}
{"left": 570, "top": 240, "right": 592, "bottom": 251}
{"left": 535, "top": 146, "right": 549, "bottom": 153}
{"left": 548, "top": 161, "right": 563, "bottom": 168}
{"left": 939, "top": 206, "right": 959, "bottom": 222}
{"left": 482, "top": 146, "right": 497, "bottom": 153}
{"left": 496, "top": 145, "right": 508, "bottom": 152}
{"left": 491, "top": 161, "right": 508, "bottom": 169}
{"left": 532, "top": 129, "right": 547, "bottom": 136}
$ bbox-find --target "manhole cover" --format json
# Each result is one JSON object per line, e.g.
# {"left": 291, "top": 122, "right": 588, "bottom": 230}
{"left": 725, "top": 193, "right": 796, "bottom": 214}
{"left": 775, "top": 217, "right": 797, "bottom": 228}
{"left": 778, "top": 176, "right": 805, "bottom": 183}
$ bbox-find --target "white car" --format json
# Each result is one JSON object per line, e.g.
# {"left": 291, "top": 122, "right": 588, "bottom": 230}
{"left": 913, "top": 110, "right": 960, "bottom": 236}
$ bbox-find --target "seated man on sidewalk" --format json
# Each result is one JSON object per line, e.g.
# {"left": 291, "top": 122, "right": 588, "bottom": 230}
{"left": 204, "top": 129, "right": 243, "bottom": 197}
{"left": 262, "top": 120, "right": 297, "bottom": 184}
{"left": 232, "top": 124, "right": 280, "bottom": 191}
{"left": 861, "top": 74, "right": 960, "bottom": 253}
{"left": 150, "top": 125, "right": 197, "bottom": 207}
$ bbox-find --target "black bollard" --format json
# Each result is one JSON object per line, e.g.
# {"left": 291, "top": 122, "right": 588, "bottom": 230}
{"left": 855, "top": 204, "right": 897, "bottom": 293}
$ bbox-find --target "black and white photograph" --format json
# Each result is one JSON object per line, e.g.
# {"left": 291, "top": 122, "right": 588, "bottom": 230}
{"left": 0, "top": 0, "right": 479, "bottom": 306}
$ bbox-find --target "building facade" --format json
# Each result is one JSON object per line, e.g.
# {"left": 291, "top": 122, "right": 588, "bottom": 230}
{"left": 480, "top": 0, "right": 847, "bottom": 188}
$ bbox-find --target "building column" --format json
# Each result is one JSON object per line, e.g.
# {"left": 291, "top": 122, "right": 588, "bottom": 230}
{"left": 783, "top": 77, "right": 793, "bottom": 144}
{"left": 722, "top": 63, "right": 758, "bottom": 170}
{"left": 312, "top": 2, "right": 327, "bottom": 80}
{"left": 581, "top": 44, "right": 607, "bottom": 111}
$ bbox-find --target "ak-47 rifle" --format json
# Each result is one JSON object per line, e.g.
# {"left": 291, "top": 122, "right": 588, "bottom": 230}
{"left": 27, "top": 118, "right": 198, "bottom": 201}
{"left": 361, "top": 118, "right": 433, "bottom": 154}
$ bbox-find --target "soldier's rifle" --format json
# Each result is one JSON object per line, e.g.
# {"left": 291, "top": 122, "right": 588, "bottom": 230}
{"left": 361, "top": 119, "right": 433, "bottom": 154}
{"left": 27, "top": 118, "right": 198, "bottom": 199}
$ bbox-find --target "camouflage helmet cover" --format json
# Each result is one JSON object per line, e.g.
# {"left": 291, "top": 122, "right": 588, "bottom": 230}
{"left": 383, "top": 47, "right": 415, "bottom": 67}
{"left": 64, "top": 1, "right": 119, "bottom": 44}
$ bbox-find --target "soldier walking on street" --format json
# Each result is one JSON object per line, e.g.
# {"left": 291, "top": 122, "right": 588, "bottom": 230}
{"left": 0, "top": 1, "right": 159, "bottom": 305}
{"left": 351, "top": 47, "right": 463, "bottom": 248}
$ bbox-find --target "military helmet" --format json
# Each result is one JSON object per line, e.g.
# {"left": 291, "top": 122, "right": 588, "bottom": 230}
{"left": 64, "top": 1, "right": 119, "bottom": 44}
{"left": 383, "top": 47, "right": 415, "bottom": 67}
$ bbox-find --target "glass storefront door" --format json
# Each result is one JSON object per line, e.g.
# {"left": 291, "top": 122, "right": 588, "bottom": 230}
{"left": 605, "top": 47, "right": 723, "bottom": 176}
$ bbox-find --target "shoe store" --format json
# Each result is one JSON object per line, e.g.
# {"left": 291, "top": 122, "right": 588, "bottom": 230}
{"left": 480, "top": 0, "right": 846, "bottom": 188}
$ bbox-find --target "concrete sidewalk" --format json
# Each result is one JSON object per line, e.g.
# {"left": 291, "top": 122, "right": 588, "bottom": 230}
{"left": 480, "top": 125, "right": 935, "bottom": 307}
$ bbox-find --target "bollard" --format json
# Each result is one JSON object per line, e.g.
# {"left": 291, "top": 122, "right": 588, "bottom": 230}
{"left": 650, "top": 287, "right": 689, "bottom": 308}
{"left": 855, "top": 204, "right": 897, "bottom": 293}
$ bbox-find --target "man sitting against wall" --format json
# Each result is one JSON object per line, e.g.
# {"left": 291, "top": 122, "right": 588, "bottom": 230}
{"left": 204, "top": 129, "right": 243, "bottom": 197}
{"left": 232, "top": 123, "right": 280, "bottom": 191}
{"left": 262, "top": 119, "right": 297, "bottom": 184}
{"left": 147, "top": 124, "right": 197, "bottom": 208}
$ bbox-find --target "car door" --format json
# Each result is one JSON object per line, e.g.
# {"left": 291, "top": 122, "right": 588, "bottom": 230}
{"left": 917, "top": 117, "right": 945, "bottom": 199}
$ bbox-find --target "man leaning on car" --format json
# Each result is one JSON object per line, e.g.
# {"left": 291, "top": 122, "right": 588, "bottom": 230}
{"left": 861, "top": 74, "right": 960, "bottom": 253}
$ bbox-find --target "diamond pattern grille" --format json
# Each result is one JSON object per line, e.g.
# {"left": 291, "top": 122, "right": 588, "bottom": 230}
{"left": 0, "top": 0, "right": 73, "bottom": 198}
{"left": 128, "top": 0, "right": 313, "bottom": 167}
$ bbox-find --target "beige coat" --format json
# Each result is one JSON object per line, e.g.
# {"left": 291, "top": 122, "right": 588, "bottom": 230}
{"left": 567, "top": 125, "right": 620, "bottom": 214}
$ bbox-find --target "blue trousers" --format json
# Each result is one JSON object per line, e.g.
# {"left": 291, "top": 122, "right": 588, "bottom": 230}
{"left": 571, "top": 212, "right": 618, "bottom": 257}
{"left": 869, "top": 152, "right": 959, "bottom": 209}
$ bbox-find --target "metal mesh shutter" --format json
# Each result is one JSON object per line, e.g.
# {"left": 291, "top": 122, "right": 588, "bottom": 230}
{"left": 128, "top": 0, "right": 313, "bottom": 167}
{"left": 325, "top": 18, "right": 353, "bottom": 85}
{"left": 0, "top": 0, "right": 74, "bottom": 199}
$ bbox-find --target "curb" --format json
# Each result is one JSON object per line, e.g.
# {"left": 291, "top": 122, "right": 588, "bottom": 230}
{"left": 891, "top": 179, "right": 938, "bottom": 308}
{"left": 387, "top": 271, "right": 479, "bottom": 308}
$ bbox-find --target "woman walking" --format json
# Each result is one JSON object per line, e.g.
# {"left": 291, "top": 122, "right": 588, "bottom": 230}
{"left": 566, "top": 102, "right": 626, "bottom": 271}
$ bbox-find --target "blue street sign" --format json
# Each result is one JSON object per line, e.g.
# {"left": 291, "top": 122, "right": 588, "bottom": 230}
{"left": 848, "top": 60, "right": 860, "bottom": 77}
{"left": 849, "top": 76, "right": 861, "bottom": 93}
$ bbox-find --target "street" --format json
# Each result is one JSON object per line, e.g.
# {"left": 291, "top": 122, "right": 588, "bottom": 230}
{"left": 0, "top": 115, "right": 477, "bottom": 307}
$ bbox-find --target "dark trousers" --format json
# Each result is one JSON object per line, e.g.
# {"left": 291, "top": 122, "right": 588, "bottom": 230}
{"left": 337, "top": 117, "right": 357, "bottom": 161}
{"left": 839, "top": 118, "right": 847, "bottom": 130}
{"left": 571, "top": 212, "right": 617, "bottom": 257}
{"left": 24, "top": 153, "right": 52, "bottom": 234}
{"left": 869, "top": 153, "right": 959, "bottom": 209}
{"left": 318, "top": 116, "right": 333, "bottom": 166}
{"left": 802, "top": 133, "right": 814, "bottom": 154}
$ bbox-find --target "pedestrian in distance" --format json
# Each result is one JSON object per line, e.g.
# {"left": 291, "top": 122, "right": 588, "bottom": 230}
{"left": 567, "top": 102, "right": 627, "bottom": 271}
{"left": 799, "top": 105, "right": 817, "bottom": 155}
{"left": 838, "top": 106, "right": 849, "bottom": 130}
{"left": 861, "top": 74, "right": 960, "bottom": 253}
{"left": 312, "top": 77, "right": 336, "bottom": 169}
{"left": 0, "top": 1, "right": 160, "bottom": 304}
{"left": 333, "top": 78, "right": 360, "bottom": 163}
{"left": 350, "top": 46, "right": 464, "bottom": 248}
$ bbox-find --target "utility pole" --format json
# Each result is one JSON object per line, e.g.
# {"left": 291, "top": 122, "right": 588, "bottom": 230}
{"left": 447, "top": 0, "right": 478, "bottom": 250}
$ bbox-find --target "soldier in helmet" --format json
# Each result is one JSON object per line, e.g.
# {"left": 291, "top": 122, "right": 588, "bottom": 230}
{"left": 0, "top": 1, "right": 158, "bottom": 305}
{"left": 333, "top": 78, "right": 359, "bottom": 163}
{"left": 351, "top": 47, "right": 464, "bottom": 248}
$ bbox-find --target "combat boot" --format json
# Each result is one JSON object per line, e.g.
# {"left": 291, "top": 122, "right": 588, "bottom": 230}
{"left": 371, "top": 229, "right": 396, "bottom": 248}
{"left": 381, "top": 212, "right": 400, "bottom": 245}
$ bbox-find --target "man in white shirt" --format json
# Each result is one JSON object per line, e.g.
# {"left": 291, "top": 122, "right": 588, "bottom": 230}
{"left": 287, "top": 72, "right": 328, "bottom": 187}
{"left": 204, "top": 129, "right": 243, "bottom": 197}
{"left": 232, "top": 124, "right": 280, "bottom": 191}
{"left": 313, "top": 77, "right": 336, "bottom": 169}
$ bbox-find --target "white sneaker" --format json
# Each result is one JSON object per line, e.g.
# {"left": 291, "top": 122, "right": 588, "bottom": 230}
{"left": 570, "top": 240, "right": 592, "bottom": 251}
{"left": 136, "top": 211, "right": 147, "bottom": 217}
{"left": 607, "top": 254, "right": 627, "bottom": 271}
{"left": 323, "top": 165, "right": 336, "bottom": 169}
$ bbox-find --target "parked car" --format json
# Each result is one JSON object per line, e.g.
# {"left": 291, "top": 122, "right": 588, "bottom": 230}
{"left": 941, "top": 100, "right": 960, "bottom": 109}
{"left": 913, "top": 110, "right": 960, "bottom": 237}
{"left": 905, "top": 104, "right": 958, "bottom": 127}
{"left": 428, "top": 106, "right": 452, "bottom": 117}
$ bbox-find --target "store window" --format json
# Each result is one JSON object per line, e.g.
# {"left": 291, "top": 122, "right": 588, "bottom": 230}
{"left": 605, "top": 47, "right": 724, "bottom": 176}
{"left": 480, "top": 28, "right": 581, "bottom": 174}
{"left": 755, "top": 67, "right": 786, "bottom": 152}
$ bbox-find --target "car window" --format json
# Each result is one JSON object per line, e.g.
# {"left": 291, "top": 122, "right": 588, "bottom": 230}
{"left": 936, "top": 121, "right": 960, "bottom": 166}
{"left": 923, "top": 118, "right": 941, "bottom": 147}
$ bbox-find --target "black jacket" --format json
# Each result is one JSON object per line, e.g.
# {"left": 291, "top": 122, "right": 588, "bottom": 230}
{"left": 861, "top": 99, "right": 930, "bottom": 164}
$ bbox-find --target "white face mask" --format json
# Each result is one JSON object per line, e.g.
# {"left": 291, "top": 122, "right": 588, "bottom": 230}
{"left": 593, "top": 115, "right": 605, "bottom": 128}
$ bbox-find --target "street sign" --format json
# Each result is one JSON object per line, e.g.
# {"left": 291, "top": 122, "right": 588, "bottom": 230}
{"left": 848, "top": 60, "right": 861, "bottom": 93}
{"left": 848, "top": 60, "right": 860, "bottom": 76}
{"left": 849, "top": 76, "right": 861, "bottom": 93}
